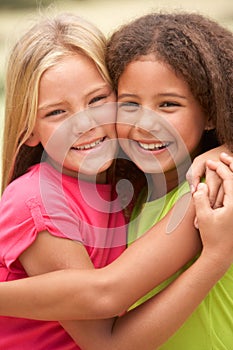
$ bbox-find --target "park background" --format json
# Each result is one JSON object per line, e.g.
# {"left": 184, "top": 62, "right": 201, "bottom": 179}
{"left": 0, "top": 0, "right": 233, "bottom": 179}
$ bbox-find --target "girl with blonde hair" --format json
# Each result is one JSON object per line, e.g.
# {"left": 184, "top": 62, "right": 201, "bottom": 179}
{"left": 0, "top": 11, "right": 233, "bottom": 350}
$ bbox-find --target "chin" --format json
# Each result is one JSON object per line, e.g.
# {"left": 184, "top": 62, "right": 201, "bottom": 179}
{"left": 98, "top": 160, "right": 114, "bottom": 173}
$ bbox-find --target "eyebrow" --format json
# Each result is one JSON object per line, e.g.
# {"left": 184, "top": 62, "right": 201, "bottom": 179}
{"left": 85, "top": 85, "right": 111, "bottom": 98}
{"left": 38, "top": 85, "right": 111, "bottom": 111}
{"left": 38, "top": 101, "right": 65, "bottom": 111}
{"left": 118, "top": 93, "right": 138, "bottom": 100}
{"left": 118, "top": 93, "right": 187, "bottom": 100}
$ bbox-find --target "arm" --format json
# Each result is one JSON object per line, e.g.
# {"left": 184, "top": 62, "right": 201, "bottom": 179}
{"left": 73, "top": 249, "right": 231, "bottom": 350}
{"left": 54, "top": 158, "right": 233, "bottom": 350}
{"left": 18, "top": 230, "right": 97, "bottom": 346}
{"left": 0, "top": 159, "right": 233, "bottom": 349}
{"left": 0, "top": 193, "right": 201, "bottom": 320}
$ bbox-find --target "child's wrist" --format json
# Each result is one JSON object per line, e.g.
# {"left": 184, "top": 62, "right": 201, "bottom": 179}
{"left": 200, "top": 249, "right": 232, "bottom": 275}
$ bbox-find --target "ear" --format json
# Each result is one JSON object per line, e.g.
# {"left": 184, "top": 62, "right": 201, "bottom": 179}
{"left": 24, "top": 133, "right": 40, "bottom": 147}
{"left": 204, "top": 119, "right": 215, "bottom": 131}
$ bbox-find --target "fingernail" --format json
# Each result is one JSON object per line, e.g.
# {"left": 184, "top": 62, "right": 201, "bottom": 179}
{"left": 197, "top": 183, "right": 206, "bottom": 190}
{"left": 190, "top": 185, "right": 195, "bottom": 194}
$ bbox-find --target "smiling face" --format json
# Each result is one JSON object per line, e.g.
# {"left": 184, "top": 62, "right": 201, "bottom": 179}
{"left": 27, "top": 53, "right": 117, "bottom": 182}
{"left": 117, "top": 55, "right": 207, "bottom": 190}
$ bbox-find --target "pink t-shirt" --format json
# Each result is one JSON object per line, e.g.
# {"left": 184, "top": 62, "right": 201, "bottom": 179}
{"left": 0, "top": 162, "right": 126, "bottom": 349}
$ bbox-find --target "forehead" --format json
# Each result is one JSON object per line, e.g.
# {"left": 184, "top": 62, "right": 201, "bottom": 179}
{"left": 118, "top": 59, "right": 181, "bottom": 87}
{"left": 39, "top": 53, "right": 107, "bottom": 93}
{"left": 42, "top": 53, "right": 98, "bottom": 78}
{"left": 38, "top": 54, "right": 110, "bottom": 106}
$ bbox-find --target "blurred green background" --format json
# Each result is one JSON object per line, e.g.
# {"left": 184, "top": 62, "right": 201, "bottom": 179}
{"left": 0, "top": 0, "right": 233, "bottom": 178}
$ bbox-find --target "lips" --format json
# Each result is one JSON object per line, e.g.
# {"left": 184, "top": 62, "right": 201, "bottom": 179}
{"left": 72, "top": 137, "right": 105, "bottom": 150}
{"left": 138, "top": 141, "right": 170, "bottom": 151}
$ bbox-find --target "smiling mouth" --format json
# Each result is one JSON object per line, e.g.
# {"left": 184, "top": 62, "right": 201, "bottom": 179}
{"left": 72, "top": 137, "right": 105, "bottom": 150}
{"left": 138, "top": 141, "right": 170, "bottom": 151}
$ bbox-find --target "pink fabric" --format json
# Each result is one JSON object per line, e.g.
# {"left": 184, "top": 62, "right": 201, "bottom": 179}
{"left": 0, "top": 162, "right": 126, "bottom": 349}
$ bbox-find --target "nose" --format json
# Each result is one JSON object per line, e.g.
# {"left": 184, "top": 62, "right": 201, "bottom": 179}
{"left": 134, "top": 108, "right": 162, "bottom": 134}
{"left": 71, "top": 109, "right": 98, "bottom": 136}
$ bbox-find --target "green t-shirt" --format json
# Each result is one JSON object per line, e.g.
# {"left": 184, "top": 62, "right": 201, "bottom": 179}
{"left": 128, "top": 181, "right": 233, "bottom": 350}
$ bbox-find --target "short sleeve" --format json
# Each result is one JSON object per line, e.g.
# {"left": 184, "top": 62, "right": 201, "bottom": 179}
{"left": 0, "top": 172, "right": 83, "bottom": 272}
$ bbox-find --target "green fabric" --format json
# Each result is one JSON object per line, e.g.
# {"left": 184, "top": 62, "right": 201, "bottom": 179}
{"left": 128, "top": 181, "right": 233, "bottom": 349}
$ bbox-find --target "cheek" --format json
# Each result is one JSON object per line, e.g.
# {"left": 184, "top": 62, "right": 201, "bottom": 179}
{"left": 116, "top": 126, "right": 132, "bottom": 157}
{"left": 116, "top": 123, "right": 130, "bottom": 140}
{"left": 172, "top": 116, "right": 205, "bottom": 142}
{"left": 106, "top": 124, "right": 117, "bottom": 138}
{"left": 175, "top": 124, "right": 205, "bottom": 156}
{"left": 40, "top": 124, "right": 71, "bottom": 155}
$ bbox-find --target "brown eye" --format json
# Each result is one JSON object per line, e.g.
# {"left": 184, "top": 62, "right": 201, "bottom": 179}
{"left": 160, "top": 102, "right": 180, "bottom": 108}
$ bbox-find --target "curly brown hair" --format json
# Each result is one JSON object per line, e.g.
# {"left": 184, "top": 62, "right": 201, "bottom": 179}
{"left": 107, "top": 12, "right": 233, "bottom": 149}
{"left": 107, "top": 12, "right": 233, "bottom": 215}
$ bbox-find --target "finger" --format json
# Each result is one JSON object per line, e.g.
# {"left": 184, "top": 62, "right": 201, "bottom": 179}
{"left": 212, "top": 186, "right": 224, "bottom": 209}
{"left": 193, "top": 183, "right": 211, "bottom": 223}
{"left": 210, "top": 162, "right": 233, "bottom": 207}
{"left": 201, "top": 160, "right": 233, "bottom": 208}
{"left": 205, "top": 159, "right": 219, "bottom": 171}
{"left": 206, "top": 158, "right": 233, "bottom": 175}
{"left": 194, "top": 216, "right": 199, "bottom": 229}
{"left": 205, "top": 167, "right": 222, "bottom": 207}
{"left": 222, "top": 177, "right": 233, "bottom": 208}
{"left": 208, "top": 153, "right": 233, "bottom": 173}
{"left": 219, "top": 152, "right": 233, "bottom": 171}
{"left": 186, "top": 163, "right": 204, "bottom": 193}
{"left": 210, "top": 160, "right": 233, "bottom": 179}
{"left": 204, "top": 160, "right": 233, "bottom": 199}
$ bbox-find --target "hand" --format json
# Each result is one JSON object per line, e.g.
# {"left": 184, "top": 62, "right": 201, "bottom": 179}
{"left": 186, "top": 145, "right": 229, "bottom": 202}
{"left": 205, "top": 166, "right": 223, "bottom": 209}
{"left": 193, "top": 155, "right": 233, "bottom": 264}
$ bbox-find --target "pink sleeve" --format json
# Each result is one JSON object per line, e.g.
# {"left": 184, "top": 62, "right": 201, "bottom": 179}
{"left": 0, "top": 181, "right": 83, "bottom": 273}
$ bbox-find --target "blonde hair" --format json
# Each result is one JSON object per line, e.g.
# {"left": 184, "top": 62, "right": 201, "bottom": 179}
{"left": 1, "top": 13, "right": 111, "bottom": 193}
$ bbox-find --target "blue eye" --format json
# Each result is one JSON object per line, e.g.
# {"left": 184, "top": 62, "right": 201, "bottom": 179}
{"left": 118, "top": 102, "right": 140, "bottom": 111}
{"left": 89, "top": 95, "right": 107, "bottom": 106}
{"left": 46, "top": 109, "right": 65, "bottom": 117}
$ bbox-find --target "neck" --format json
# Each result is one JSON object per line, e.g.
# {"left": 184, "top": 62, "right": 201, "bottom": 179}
{"left": 149, "top": 161, "right": 190, "bottom": 201}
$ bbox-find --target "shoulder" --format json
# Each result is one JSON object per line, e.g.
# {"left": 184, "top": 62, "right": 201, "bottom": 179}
{"left": 168, "top": 181, "right": 190, "bottom": 204}
{"left": 1, "top": 164, "right": 42, "bottom": 205}
{"left": 0, "top": 162, "right": 65, "bottom": 220}
{"left": 1, "top": 162, "right": 62, "bottom": 204}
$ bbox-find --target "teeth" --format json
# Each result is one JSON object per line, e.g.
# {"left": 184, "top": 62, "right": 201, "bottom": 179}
{"left": 138, "top": 142, "right": 169, "bottom": 150}
{"left": 73, "top": 138, "right": 104, "bottom": 150}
